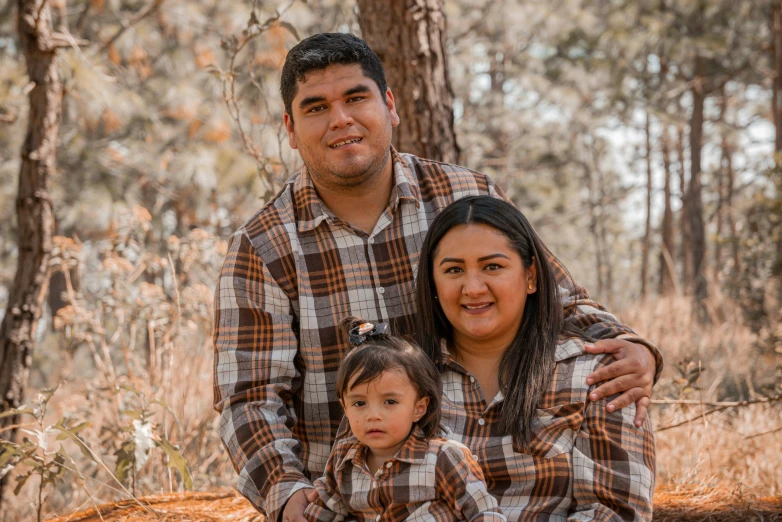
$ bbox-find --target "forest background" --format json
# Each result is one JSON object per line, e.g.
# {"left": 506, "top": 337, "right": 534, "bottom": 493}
{"left": 0, "top": 0, "right": 781, "bottom": 520}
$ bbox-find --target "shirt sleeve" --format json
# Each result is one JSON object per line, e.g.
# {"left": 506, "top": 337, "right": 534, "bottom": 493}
{"left": 568, "top": 356, "right": 656, "bottom": 522}
{"left": 213, "top": 229, "right": 310, "bottom": 521}
{"left": 487, "top": 180, "right": 663, "bottom": 383}
{"left": 437, "top": 443, "right": 507, "bottom": 522}
{"left": 303, "top": 455, "right": 349, "bottom": 522}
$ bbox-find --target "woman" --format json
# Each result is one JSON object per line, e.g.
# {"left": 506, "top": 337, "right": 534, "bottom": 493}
{"left": 414, "top": 196, "right": 655, "bottom": 521}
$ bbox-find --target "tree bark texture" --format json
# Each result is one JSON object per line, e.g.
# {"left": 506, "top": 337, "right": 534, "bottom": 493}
{"left": 688, "top": 57, "right": 709, "bottom": 309}
{"left": 356, "top": 0, "right": 460, "bottom": 164}
{"left": 676, "top": 123, "right": 692, "bottom": 290}
{"left": 773, "top": 1, "right": 782, "bottom": 153}
{"left": 0, "top": 0, "right": 60, "bottom": 502}
{"left": 659, "top": 124, "right": 676, "bottom": 295}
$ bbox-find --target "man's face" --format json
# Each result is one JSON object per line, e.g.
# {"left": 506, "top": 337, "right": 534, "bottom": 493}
{"left": 284, "top": 64, "right": 400, "bottom": 191}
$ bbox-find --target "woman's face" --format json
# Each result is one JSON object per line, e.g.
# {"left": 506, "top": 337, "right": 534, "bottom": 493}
{"left": 432, "top": 223, "right": 537, "bottom": 352}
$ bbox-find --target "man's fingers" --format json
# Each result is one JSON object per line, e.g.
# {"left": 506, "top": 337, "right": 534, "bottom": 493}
{"left": 585, "top": 338, "right": 628, "bottom": 356}
{"left": 589, "top": 376, "right": 630, "bottom": 403}
{"left": 634, "top": 396, "right": 651, "bottom": 427}
{"left": 586, "top": 357, "right": 637, "bottom": 385}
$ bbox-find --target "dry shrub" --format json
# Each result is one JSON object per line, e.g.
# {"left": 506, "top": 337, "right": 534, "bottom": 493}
{"left": 3, "top": 208, "right": 236, "bottom": 521}
{"left": 619, "top": 293, "right": 782, "bottom": 496}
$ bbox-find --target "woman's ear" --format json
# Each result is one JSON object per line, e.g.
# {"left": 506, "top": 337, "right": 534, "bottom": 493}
{"left": 526, "top": 259, "right": 538, "bottom": 294}
{"left": 414, "top": 397, "right": 430, "bottom": 422}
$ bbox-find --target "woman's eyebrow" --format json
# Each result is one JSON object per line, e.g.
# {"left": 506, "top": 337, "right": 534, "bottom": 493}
{"left": 477, "top": 253, "right": 511, "bottom": 262}
{"left": 438, "top": 257, "right": 464, "bottom": 266}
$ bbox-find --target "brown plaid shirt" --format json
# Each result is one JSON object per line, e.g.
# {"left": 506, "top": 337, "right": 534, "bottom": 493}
{"left": 439, "top": 338, "right": 655, "bottom": 521}
{"left": 213, "top": 150, "right": 659, "bottom": 521}
{"left": 303, "top": 427, "right": 506, "bottom": 522}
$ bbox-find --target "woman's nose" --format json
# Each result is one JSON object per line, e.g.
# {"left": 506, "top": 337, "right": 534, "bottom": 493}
{"left": 462, "top": 272, "right": 487, "bottom": 295}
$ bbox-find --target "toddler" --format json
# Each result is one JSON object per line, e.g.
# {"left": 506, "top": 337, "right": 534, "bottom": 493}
{"left": 303, "top": 317, "right": 506, "bottom": 522}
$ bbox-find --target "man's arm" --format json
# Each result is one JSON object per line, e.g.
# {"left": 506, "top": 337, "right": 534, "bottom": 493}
{"left": 213, "top": 230, "right": 310, "bottom": 521}
{"left": 568, "top": 356, "right": 656, "bottom": 522}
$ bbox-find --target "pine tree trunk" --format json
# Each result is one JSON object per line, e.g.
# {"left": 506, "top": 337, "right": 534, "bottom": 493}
{"left": 773, "top": 1, "right": 782, "bottom": 153}
{"left": 641, "top": 112, "right": 653, "bottom": 300}
{"left": 0, "top": 0, "right": 60, "bottom": 504}
{"left": 356, "top": 0, "right": 460, "bottom": 163}
{"left": 677, "top": 122, "right": 692, "bottom": 290}
{"left": 659, "top": 123, "right": 676, "bottom": 295}
{"left": 688, "top": 57, "right": 709, "bottom": 311}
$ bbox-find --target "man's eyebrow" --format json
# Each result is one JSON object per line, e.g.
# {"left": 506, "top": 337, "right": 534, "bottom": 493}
{"left": 343, "top": 85, "right": 372, "bottom": 97}
{"left": 477, "top": 254, "right": 511, "bottom": 262}
{"left": 298, "top": 95, "right": 326, "bottom": 109}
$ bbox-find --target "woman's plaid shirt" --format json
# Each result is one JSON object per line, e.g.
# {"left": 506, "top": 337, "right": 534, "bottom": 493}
{"left": 439, "top": 339, "right": 655, "bottom": 521}
{"left": 213, "top": 150, "right": 660, "bottom": 521}
{"left": 303, "top": 428, "right": 507, "bottom": 522}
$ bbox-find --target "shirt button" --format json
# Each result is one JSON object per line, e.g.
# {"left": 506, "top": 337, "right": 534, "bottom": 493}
{"left": 469, "top": 376, "right": 475, "bottom": 383}
{"left": 378, "top": 287, "right": 385, "bottom": 295}
{"left": 478, "top": 418, "right": 485, "bottom": 426}
{"left": 369, "top": 237, "right": 374, "bottom": 244}
{"left": 386, "top": 462, "right": 392, "bottom": 468}
{"left": 376, "top": 516, "right": 381, "bottom": 521}
{"left": 473, "top": 454, "right": 479, "bottom": 461}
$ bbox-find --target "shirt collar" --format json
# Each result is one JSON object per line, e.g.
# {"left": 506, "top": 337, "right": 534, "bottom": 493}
{"left": 293, "top": 147, "right": 420, "bottom": 234}
{"left": 335, "top": 425, "right": 430, "bottom": 471}
{"left": 441, "top": 336, "right": 586, "bottom": 369}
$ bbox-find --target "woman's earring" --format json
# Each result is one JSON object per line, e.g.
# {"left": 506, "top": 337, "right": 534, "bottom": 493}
{"left": 434, "top": 295, "right": 438, "bottom": 300}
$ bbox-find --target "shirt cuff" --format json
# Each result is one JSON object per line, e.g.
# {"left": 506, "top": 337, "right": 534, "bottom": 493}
{"left": 265, "top": 477, "right": 314, "bottom": 522}
{"left": 617, "top": 334, "right": 664, "bottom": 384}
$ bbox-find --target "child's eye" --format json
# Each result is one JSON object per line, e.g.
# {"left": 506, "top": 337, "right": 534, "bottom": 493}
{"left": 352, "top": 400, "right": 365, "bottom": 407}
{"left": 385, "top": 399, "right": 398, "bottom": 405}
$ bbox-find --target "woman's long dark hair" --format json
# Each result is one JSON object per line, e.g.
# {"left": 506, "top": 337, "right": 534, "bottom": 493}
{"left": 415, "top": 196, "right": 563, "bottom": 449}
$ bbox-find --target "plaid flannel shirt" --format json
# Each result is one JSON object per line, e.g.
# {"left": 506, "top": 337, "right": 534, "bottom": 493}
{"left": 213, "top": 149, "right": 661, "bottom": 521}
{"left": 439, "top": 338, "right": 655, "bottom": 521}
{"left": 303, "top": 427, "right": 507, "bottom": 522}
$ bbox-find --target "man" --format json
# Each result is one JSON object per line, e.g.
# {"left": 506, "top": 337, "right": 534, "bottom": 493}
{"left": 214, "top": 33, "right": 660, "bottom": 522}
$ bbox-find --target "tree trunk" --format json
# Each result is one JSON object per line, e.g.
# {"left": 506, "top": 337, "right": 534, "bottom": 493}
{"left": 659, "top": 123, "right": 676, "bottom": 295}
{"left": 773, "top": 1, "right": 782, "bottom": 153}
{"left": 676, "top": 121, "right": 691, "bottom": 290}
{"left": 641, "top": 112, "right": 653, "bottom": 300}
{"left": 0, "top": 0, "right": 60, "bottom": 503}
{"left": 688, "top": 57, "right": 709, "bottom": 311}
{"left": 356, "top": 0, "right": 460, "bottom": 163}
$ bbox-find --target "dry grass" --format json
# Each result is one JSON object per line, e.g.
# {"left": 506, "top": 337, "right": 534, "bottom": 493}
{"left": 3, "top": 221, "right": 781, "bottom": 520}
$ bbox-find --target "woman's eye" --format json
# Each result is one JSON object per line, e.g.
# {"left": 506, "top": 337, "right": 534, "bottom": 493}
{"left": 484, "top": 263, "right": 503, "bottom": 271}
{"left": 444, "top": 266, "right": 462, "bottom": 274}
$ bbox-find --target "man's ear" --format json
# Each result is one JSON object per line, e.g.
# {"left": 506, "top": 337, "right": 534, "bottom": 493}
{"left": 284, "top": 112, "right": 297, "bottom": 149}
{"left": 385, "top": 88, "right": 400, "bottom": 128}
{"left": 414, "top": 396, "right": 429, "bottom": 421}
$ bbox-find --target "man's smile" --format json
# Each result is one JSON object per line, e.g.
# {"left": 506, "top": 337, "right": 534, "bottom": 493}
{"left": 329, "top": 137, "right": 363, "bottom": 148}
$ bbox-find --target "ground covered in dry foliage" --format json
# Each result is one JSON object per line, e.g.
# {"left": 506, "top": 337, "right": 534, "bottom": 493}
{"left": 49, "top": 487, "right": 782, "bottom": 522}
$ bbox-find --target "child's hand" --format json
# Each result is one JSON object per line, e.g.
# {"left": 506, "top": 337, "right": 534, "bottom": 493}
{"left": 282, "top": 488, "right": 317, "bottom": 522}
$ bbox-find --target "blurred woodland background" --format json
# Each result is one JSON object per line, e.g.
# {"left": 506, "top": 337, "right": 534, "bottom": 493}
{"left": 0, "top": 0, "right": 781, "bottom": 520}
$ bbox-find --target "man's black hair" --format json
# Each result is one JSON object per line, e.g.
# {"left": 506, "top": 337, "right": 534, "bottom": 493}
{"left": 280, "top": 33, "right": 387, "bottom": 123}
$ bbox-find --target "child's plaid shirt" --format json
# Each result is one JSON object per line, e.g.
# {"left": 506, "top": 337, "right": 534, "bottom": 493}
{"left": 303, "top": 426, "right": 507, "bottom": 522}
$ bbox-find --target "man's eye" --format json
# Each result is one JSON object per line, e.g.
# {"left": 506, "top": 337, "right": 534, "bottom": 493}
{"left": 307, "top": 105, "right": 326, "bottom": 114}
{"left": 347, "top": 96, "right": 366, "bottom": 103}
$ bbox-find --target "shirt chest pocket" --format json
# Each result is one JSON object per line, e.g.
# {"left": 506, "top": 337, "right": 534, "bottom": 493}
{"left": 483, "top": 400, "right": 585, "bottom": 460}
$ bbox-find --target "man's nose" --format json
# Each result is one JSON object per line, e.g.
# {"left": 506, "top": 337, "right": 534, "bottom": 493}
{"left": 329, "top": 103, "right": 354, "bottom": 129}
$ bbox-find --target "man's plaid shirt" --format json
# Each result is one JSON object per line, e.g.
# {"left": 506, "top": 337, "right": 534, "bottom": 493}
{"left": 439, "top": 338, "right": 655, "bottom": 521}
{"left": 303, "top": 427, "right": 506, "bottom": 522}
{"left": 213, "top": 150, "right": 660, "bottom": 521}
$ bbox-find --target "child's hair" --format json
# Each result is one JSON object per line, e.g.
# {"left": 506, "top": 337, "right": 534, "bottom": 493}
{"left": 336, "top": 316, "right": 442, "bottom": 439}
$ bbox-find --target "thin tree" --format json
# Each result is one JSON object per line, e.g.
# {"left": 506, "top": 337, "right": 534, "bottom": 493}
{"left": 641, "top": 111, "right": 653, "bottom": 300}
{"left": 356, "top": 0, "right": 460, "bottom": 163}
{"left": 688, "top": 56, "right": 708, "bottom": 310}
{"left": 0, "top": 0, "right": 70, "bottom": 503}
{"left": 659, "top": 121, "right": 676, "bottom": 295}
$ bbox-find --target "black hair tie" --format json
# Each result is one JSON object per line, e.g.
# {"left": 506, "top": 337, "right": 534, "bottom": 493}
{"left": 348, "top": 322, "right": 390, "bottom": 346}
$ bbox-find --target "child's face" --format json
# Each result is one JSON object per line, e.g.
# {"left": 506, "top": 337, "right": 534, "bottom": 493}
{"left": 342, "top": 369, "right": 429, "bottom": 461}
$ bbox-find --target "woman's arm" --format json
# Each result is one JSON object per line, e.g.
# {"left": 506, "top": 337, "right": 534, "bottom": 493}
{"left": 568, "top": 356, "right": 656, "bottom": 522}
